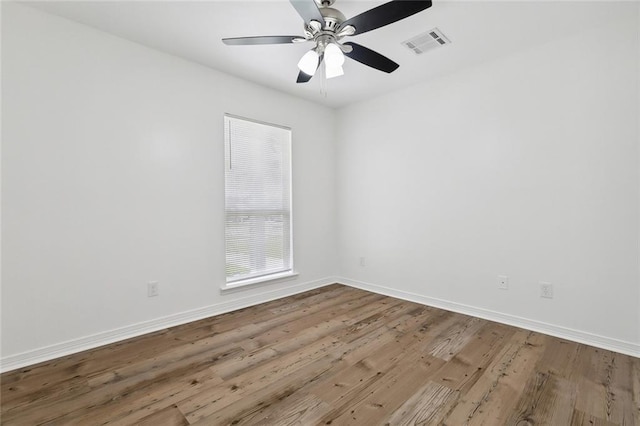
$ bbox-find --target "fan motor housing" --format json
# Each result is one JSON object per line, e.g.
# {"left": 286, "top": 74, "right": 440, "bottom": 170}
{"left": 319, "top": 7, "right": 345, "bottom": 31}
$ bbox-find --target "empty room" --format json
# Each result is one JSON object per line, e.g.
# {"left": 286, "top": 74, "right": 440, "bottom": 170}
{"left": 1, "top": 0, "right": 639, "bottom": 424}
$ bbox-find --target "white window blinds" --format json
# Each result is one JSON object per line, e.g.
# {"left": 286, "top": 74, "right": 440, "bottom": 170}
{"left": 224, "top": 115, "right": 292, "bottom": 284}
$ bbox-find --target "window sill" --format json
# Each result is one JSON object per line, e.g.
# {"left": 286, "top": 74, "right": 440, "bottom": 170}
{"left": 221, "top": 271, "right": 299, "bottom": 291}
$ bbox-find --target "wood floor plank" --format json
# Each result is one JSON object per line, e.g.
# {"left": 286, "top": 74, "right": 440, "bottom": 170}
{"left": 384, "top": 380, "right": 457, "bottom": 425}
{"left": 178, "top": 335, "right": 344, "bottom": 422}
{"left": 609, "top": 354, "right": 638, "bottom": 425}
{"left": 633, "top": 360, "right": 640, "bottom": 425}
{"left": 136, "top": 404, "right": 189, "bottom": 426}
{"left": 426, "top": 316, "right": 486, "bottom": 361}
{"left": 54, "top": 365, "right": 223, "bottom": 425}
{"left": 535, "top": 336, "right": 581, "bottom": 378}
{"left": 571, "top": 409, "right": 620, "bottom": 426}
{"left": 416, "top": 320, "right": 519, "bottom": 424}
{"left": 319, "top": 352, "right": 446, "bottom": 425}
{"left": 247, "top": 393, "right": 331, "bottom": 426}
{"left": 1, "top": 284, "right": 638, "bottom": 426}
{"left": 187, "top": 354, "right": 343, "bottom": 425}
{"left": 572, "top": 346, "right": 637, "bottom": 424}
{"left": 289, "top": 306, "right": 449, "bottom": 415}
{"left": 1, "top": 339, "right": 240, "bottom": 424}
{"left": 505, "top": 370, "right": 577, "bottom": 425}
{"left": 240, "top": 291, "right": 385, "bottom": 354}
{"left": 443, "top": 330, "right": 547, "bottom": 425}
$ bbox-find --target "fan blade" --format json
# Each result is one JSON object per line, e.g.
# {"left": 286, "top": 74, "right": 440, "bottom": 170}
{"left": 289, "top": 0, "right": 324, "bottom": 25}
{"left": 296, "top": 71, "right": 313, "bottom": 83}
{"left": 343, "top": 42, "right": 399, "bottom": 73}
{"left": 296, "top": 54, "right": 324, "bottom": 83}
{"left": 222, "top": 36, "right": 301, "bottom": 45}
{"left": 338, "top": 0, "right": 432, "bottom": 36}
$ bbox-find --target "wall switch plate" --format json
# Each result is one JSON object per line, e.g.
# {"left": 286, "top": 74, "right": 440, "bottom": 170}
{"left": 540, "top": 282, "right": 553, "bottom": 299}
{"left": 148, "top": 281, "right": 159, "bottom": 297}
{"left": 498, "top": 275, "right": 509, "bottom": 290}
{"left": 359, "top": 257, "right": 366, "bottom": 267}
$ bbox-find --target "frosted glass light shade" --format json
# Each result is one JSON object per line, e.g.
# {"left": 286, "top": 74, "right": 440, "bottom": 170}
{"left": 324, "top": 43, "right": 345, "bottom": 68}
{"left": 297, "top": 50, "right": 319, "bottom": 76}
{"left": 324, "top": 43, "right": 345, "bottom": 79}
{"left": 326, "top": 65, "right": 344, "bottom": 79}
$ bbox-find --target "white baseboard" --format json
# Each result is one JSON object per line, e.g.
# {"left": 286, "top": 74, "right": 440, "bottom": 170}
{"left": 3, "top": 275, "right": 637, "bottom": 373}
{"left": 336, "top": 277, "right": 640, "bottom": 358}
{"left": 0, "top": 276, "right": 337, "bottom": 373}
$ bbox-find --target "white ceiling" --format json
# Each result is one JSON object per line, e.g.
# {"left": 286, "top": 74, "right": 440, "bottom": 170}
{"left": 24, "top": 1, "right": 619, "bottom": 108}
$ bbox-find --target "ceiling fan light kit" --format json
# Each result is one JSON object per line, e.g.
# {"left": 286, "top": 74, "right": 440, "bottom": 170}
{"left": 325, "top": 63, "right": 344, "bottom": 79}
{"left": 322, "top": 42, "right": 345, "bottom": 79}
{"left": 297, "top": 49, "right": 320, "bottom": 75}
{"left": 222, "top": 0, "right": 433, "bottom": 83}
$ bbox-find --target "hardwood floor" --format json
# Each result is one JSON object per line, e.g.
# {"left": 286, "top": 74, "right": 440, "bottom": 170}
{"left": 1, "top": 284, "right": 639, "bottom": 425}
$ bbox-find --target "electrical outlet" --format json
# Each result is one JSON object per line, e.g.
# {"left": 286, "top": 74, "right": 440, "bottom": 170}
{"left": 540, "top": 282, "right": 553, "bottom": 299}
{"left": 147, "top": 281, "right": 159, "bottom": 297}
{"left": 498, "top": 275, "right": 509, "bottom": 290}
{"left": 359, "top": 257, "right": 366, "bottom": 267}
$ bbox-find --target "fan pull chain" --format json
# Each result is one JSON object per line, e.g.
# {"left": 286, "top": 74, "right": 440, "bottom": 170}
{"left": 319, "top": 61, "right": 328, "bottom": 98}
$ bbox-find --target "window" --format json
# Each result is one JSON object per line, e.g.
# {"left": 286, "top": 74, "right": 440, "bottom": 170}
{"left": 224, "top": 114, "right": 293, "bottom": 287}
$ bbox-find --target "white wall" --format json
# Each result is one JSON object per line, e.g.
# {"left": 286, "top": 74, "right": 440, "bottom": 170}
{"left": 637, "top": 2, "right": 640, "bottom": 349}
{"left": 336, "top": 5, "right": 640, "bottom": 347}
{"left": 1, "top": 3, "right": 337, "bottom": 362}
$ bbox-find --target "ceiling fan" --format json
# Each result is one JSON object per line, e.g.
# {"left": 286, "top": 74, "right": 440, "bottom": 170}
{"left": 222, "top": 0, "right": 433, "bottom": 83}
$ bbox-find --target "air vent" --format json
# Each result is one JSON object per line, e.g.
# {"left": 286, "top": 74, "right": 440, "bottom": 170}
{"left": 402, "top": 28, "right": 451, "bottom": 55}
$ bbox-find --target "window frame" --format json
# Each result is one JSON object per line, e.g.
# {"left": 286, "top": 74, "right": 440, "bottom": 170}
{"left": 221, "top": 114, "right": 295, "bottom": 290}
